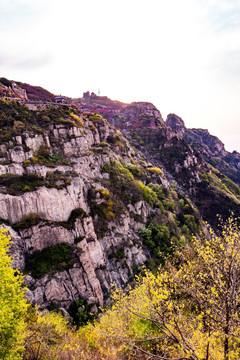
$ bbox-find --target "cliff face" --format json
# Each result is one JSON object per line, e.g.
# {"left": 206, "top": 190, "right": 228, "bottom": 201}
{"left": 0, "top": 78, "right": 28, "bottom": 100}
{"left": 2, "top": 100, "right": 197, "bottom": 314}
{"left": 113, "top": 102, "right": 164, "bottom": 130}
{"left": 165, "top": 113, "right": 185, "bottom": 138}
{"left": 0, "top": 86, "right": 239, "bottom": 317}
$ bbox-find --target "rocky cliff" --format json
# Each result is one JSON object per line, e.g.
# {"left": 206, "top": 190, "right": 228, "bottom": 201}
{"left": 0, "top": 78, "right": 28, "bottom": 100}
{"left": 0, "top": 99, "right": 204, "bottom": 317}
{"left": 164, "top": 112, "right": 240, "bottom": 187}
{"left": 0, "top": 84, "right": 239, "bottom": 319}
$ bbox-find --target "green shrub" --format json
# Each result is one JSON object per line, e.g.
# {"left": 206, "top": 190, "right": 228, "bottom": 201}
{"left": 23, "top": 153, "right": 71, "bottom": 167}
{"left": 0, "top": 171, "right": 75, "bottom": 195}
{"left": 134, "top": 180, "right": 157, "bottom": 205}
{"left": 58, "top": 207, "right": 87, "bottom": 230}
{"left": 0, "top": 173, "right": 44, "bottom": 195}
{"left": 106, "top": 133, "right": 122, "bottom": 145}
{"left": 102, "top": 160, "right": 158, "bottom": 206}
{"left": 139, "top": 222, "right": 175, "bottom": 266}
{"left": 37, "top": 143, "right": 50, "bottom": 158}
{"left": 163, "top": 199, "right": 175, "bottom": 211}
{"left": 88, "top": 187, "right": 123, "bottom": 238}
{"left": 109, "top": 248, "right": 125, "bottom": 261}
{"left": 126, "top": 164, "right": 144, "bottom": 178}
{"left": 148, "top": 183, "right": 165, "bottom": 200}
{"left": 13, "top": 213, "right": 41, "bottom": 231}
{"left": 88, "top": 114, "right": 104, "bottom": 124}
{"left": 25, "top": 243, "right": 73, "bottom": 279}
{"left": 69, "top": 298, "right": 95, "bottom": 327}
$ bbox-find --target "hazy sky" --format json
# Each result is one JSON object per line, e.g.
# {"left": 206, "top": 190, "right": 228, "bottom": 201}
{"left": 0, "top": 0, "right": 240, "bottom": 152}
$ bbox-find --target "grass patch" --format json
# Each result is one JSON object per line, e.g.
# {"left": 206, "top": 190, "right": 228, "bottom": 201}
{"left": 13, "top": 213, "right": 41, "bottom": 231}
{"left": 23, "top": 153, "right": 72, "bottom": 168}
{"left": 0, "top": 170, "right": 76, "bottom": 195}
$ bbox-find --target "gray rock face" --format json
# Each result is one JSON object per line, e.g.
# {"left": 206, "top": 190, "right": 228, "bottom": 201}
{"left": 166, "top": 113, "right": 186, "bottom": 138}
{"left": 185, "top": 128, "right": 228, "bottom": 157}
{"left": 11, "top": 82, "right": 28, "bottom": 100}
{"left": 113, "top": 102, "right": 165, "bottom": 130}
{"left": 125, "top": 102, "right": 164, "bottom": 124}
{"left": 0, "top": 179, "right": 87, "bottom": 223}
{"left": 0, "top": 117, "right": 152, "bottom": 312}
{"left": 20, "top": 224, "right": 75, "bottom": 253}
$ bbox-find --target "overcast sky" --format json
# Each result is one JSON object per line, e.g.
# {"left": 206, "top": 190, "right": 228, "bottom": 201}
{"left": 0, "top": 0, "right": 240, "bottom": 152}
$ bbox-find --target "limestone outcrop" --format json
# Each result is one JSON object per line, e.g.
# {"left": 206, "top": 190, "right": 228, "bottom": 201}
{"left": 0, "top": 89, "right": 239, "bottom": 317}
{"left": 0, "top": 106, "right": 155, "bottom": 312}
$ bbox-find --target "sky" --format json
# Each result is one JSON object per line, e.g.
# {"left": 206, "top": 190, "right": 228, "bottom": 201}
{"left": 0, "top": 0, "right": 240, "bottom": 152}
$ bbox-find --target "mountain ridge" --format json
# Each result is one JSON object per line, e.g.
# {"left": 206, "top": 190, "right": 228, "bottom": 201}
{"left": 0, "top": 77, "right": 239, "bottom": 316}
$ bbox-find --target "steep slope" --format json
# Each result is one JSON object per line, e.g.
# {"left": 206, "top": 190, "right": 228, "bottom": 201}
{"left": 165, "top": 113, "right": 240, "bottom": 186}
{"left": 114, "top": 109, "right": 240, "bottom": 227}
{"left": 0, "top": 99, "right": 203, "bottom": 316}
{"left": 0, "top": 77, "right": 55, "bottom": 101}
{"left": 0, "top": 82, "right": 239, "bottom": 317}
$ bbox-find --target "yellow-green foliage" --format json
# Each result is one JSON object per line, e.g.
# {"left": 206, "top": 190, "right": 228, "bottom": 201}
{"left": 70, "top": 324, "right": 121, "bottom": 360}
{"left": 147, "top": 166, "right": 163, "bottom": 175}
{"left": 92, "top": 218, "right": 240, "bottom": 359}
{"left": 24, "top": 307, "right": 74, "bottom": 360}
{"left": 209, "top": 171, "right": 240, "bottom": 204}
{"left": 134, "top": 180, "right": 157, "bottom": 205}
{"left": 41, "top": 115, "right": 50, "bottom": 122}
{"left": 0, "top": 228, "right": 28, "bottom": 360}
{"left": 98, "top": 142, "right": 109, "bottom": 148}
{"left": 70, "top": 112, "right": 84, "bottom": 127}
{"left": 126, "top": 164, "right": 144, "bottom": 178}
{"left": 97, "top": 188, "right": 116, "bottom": 220}
{"left": 89, "top": 114, "right": 105, "bottom": 124}
{"left": 102, "top": 160, "right": 159, "bottom": 206}
{"left": 24, "top": 306, "right": 120, "bottom": 360}
{"left": 115, "top": 161, "right": 134, "bottom": 181}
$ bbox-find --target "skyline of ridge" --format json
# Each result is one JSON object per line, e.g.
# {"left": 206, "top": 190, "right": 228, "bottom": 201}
{"left": 1, "top": 0, "right": 240, "bottom": 152}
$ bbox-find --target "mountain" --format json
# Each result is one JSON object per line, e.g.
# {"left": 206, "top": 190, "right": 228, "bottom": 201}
{"left": 0, "top": 79, "right": 239, "bottom": 318}
{"left": 0, "top": 77, "right": 55, "bottom": 101}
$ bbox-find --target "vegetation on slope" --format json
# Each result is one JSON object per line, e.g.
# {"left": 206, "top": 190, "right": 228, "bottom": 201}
{"left": 184, "top": 128, "right": 240, "bottom": 187}
{"left": 0, "top": 96, "right": 240, "bottom": 359}
{"left": 1, "top": 217, "right": 240, "bottom": 359}
{"left": 0, "top": 98, "right": 82, "bottom": 142}
{"left": 127, "top": 127, "right": 240, "bottom": 228}
{"left": 79, "top": 217, "right": 240, "bottom": 360}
